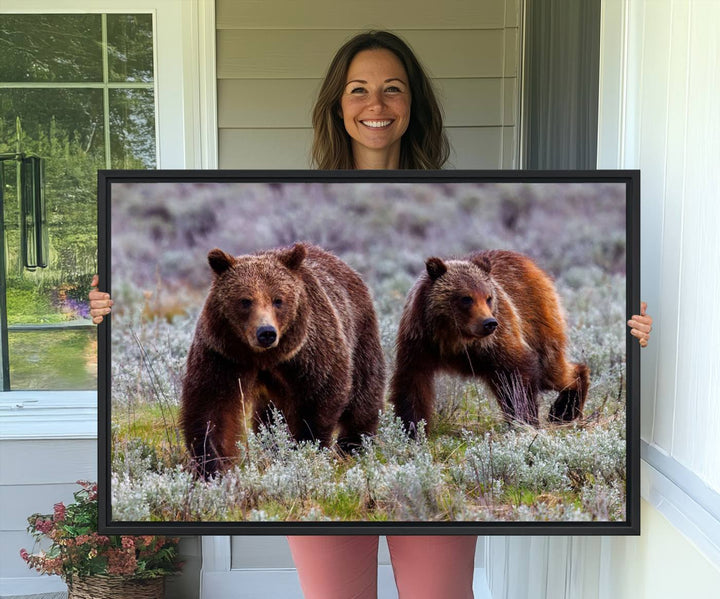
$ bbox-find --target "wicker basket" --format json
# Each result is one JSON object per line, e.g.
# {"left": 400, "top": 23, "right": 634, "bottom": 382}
{"left": 67, "top": 575, "right": 165, "bottom": 599}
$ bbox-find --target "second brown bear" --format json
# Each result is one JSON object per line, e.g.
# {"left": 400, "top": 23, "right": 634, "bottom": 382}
{"left": 389, "top": 250, "right": 589, "bottom": 434}
{"left": 180, "top": 243, "right": 386, "bottom": 477}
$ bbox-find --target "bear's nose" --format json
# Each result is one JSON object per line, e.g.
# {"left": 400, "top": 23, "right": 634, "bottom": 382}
{"left": 256, "top": 325, "right": 278, "bottom": 347}
{"left": 482, "top": 318, "right": 498, "bottom": 335}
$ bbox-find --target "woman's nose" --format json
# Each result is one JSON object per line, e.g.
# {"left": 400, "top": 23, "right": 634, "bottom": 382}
{"left": 366, "top": 89, "right": 385, "bottom": 110}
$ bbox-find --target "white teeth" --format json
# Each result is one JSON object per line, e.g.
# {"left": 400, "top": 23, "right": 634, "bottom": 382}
{"left": 362, "top": 120, "right": 392, "bottom": 128}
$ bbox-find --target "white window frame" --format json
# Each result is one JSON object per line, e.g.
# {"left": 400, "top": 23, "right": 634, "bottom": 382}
{"left": 0, "top": 0, "right": 217, "bottom": 170}
{"left": 0, "top": 0, "right": 217, "bottom": 439}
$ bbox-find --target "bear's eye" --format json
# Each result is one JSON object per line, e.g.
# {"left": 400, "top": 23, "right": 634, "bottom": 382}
{"left": 486, "top": 296, "right": 493, "bottom": 307}
{"left": 272, "top": 298, "right": 283, "bottom": 308}
{"left": 240, "top": 299, "right": 252, "bottom": 309}
{"left": 460, "top": 296, "right": 474, "bottom": 307}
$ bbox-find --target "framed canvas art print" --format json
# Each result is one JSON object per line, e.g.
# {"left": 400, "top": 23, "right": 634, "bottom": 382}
{"left": 98, "top": 169, "right": 640, "bottom": 535}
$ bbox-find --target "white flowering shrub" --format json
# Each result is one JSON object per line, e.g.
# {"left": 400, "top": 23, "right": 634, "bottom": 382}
{"left": 111, "top": 401, "right": 626, "bottom": 522}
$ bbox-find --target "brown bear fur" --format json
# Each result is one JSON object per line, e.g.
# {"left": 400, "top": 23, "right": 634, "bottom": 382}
{"left": 180, "top": 243, "right": 385, "bottom": 477}
{"left": 389, "top": 250, "right": 589, "bottom": 434}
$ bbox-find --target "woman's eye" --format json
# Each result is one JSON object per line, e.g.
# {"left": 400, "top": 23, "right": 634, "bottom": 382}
{"left": 385, "top": 86, "right": 402, "bottom": 93}
{"left": 349, "top": 86, "right": 367, "bottom": 95}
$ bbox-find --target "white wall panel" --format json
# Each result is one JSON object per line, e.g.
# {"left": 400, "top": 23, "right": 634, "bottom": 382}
{"left": 217, "top": 0, "right": 510, "bottom": 30}
{"left": 219, "top": 128, "right": 313, "bottom": 169}
{"left": 218, "top": 29, "right": 510, "bottom": 80}
{"left": 600, "top": 0, "right": 720, "bottom": 489}
{"left": 671, "top": 1, "right": 720, "bottom": 485}
{"left": 634, "top": 0, "right": 675, "bottom": 453}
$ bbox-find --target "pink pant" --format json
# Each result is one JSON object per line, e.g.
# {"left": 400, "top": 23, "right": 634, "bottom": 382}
{"left": 287, "top": 535, "right": 477, "bottom": 599}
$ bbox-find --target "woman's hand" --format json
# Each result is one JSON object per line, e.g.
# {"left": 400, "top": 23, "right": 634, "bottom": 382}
{"left": 627, "top": 301, "right": 652, "bottom": 348}
{"left": 89, "top": 274, "right": 113, "bottom": 324}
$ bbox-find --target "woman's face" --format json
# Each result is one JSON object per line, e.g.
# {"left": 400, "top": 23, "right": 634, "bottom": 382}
{"left": 340, "top": 49, "right": 411, "bottom": 166}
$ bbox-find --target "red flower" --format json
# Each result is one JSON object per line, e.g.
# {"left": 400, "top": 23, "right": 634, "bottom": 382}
{"left": 34, "top": 518, "right": 53, "bottom": 535}
{"left": 22, "top": 482, "right": 181, "bottom": 581}
{"left": 107, "top": 548, "right": 137, "bottom": 576}
{"left": 53, "top": 503, "right": 66, "bottom": 522}
{"left": 121, "top": 536, "right": 135, "bottom": 550}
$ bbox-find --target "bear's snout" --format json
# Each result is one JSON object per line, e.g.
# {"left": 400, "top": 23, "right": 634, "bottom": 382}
{"left": 256, "top": 325, "right": 278, "bottom": 348}
{"left": 481, "top": 318, "right": 498, "bottom": 336}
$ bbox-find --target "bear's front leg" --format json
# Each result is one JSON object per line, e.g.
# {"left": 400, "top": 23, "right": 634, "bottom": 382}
{"left": 180, "top": 343, "right": 245, "bottom": 478}
{"left": 389, "top": 348, "right": 438, "bottom": 438}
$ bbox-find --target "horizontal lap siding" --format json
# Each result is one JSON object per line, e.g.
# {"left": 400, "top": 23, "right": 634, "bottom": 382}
{"left": 216, "top": 0, "right": 521, "bottom": 170}
{"left": 0, "top": 439, "right": 96, "bottom": 579}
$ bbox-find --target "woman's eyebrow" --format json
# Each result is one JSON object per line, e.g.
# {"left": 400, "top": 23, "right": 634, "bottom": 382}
{"left": 344, "top": 78, "right": 407, "bottom": 85}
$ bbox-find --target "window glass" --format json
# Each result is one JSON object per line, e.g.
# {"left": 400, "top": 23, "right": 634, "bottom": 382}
{"left": 110, "top": 89, "right": 156, "bottom": 169}
{"left": 0, "top": 13, "right": 155, "bottom": 390}
{"left": 107, "top": 14, "right": 154, "bottom": 83}
{"left": 0, "top": 14, "right": 103, "bottom": 82}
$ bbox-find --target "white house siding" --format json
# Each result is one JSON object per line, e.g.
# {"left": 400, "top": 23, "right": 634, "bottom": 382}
{"left": 215, "top": 0, "right": 522, "bottom": 169}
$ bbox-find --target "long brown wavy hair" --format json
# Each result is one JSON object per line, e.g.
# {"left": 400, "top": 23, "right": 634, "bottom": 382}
{"left": 311, "top": 31, "right": 449, "bottom": 170}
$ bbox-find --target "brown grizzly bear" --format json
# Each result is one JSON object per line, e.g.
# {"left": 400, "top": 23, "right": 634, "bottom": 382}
{"left": 180, "top": 243, "right": 385, "bottom": 477}
{"left": 389, "top": 250, "right": 589, "bottom": 434}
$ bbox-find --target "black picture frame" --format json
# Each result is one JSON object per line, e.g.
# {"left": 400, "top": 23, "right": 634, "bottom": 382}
{"left": 98, "top": 169, "right": 640, "bottom": 536}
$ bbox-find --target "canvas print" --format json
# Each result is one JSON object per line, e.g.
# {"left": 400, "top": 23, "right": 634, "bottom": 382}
{"left": 99, "top": 170, "right": 639, "bottom": 534}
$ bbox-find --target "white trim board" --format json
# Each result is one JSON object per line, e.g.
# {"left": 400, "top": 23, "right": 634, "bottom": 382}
{"left": 641, "top": 450, "right": 720, "bottom": 568}
{"left": 0, "top": 391, "right": 96, "bottom": 440}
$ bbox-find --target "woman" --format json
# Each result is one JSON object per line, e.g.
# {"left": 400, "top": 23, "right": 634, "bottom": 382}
{"left": 90, "top": 30, "right": 652, "bottom": 598}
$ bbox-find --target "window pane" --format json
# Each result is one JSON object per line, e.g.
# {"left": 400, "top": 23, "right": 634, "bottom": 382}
{"left": 0, "top": 14, "right": 103, "bottom": 82}
{"left": 8, "top": 329, "right": 96, "bottom": 390}
{"left": 110, "top": 89, "right": 157, "bottom": 169}
{"left": 0, "top": 89, "right": 106, "bottom": 162}
{"left": 2, "top": 88, "right": 102, "bottom": 390}
{"left": 1, "top": 88, "right": 104, "bottom": 281}
{"left": 107, "top": 14, "right": 154, "bottom": 83}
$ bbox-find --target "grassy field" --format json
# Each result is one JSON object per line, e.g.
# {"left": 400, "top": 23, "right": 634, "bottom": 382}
{"left": 6, "top": 283, "right": 97, "bottom": 390}
{"left": 110, "top": 383, "right": 625, "bottom": 523}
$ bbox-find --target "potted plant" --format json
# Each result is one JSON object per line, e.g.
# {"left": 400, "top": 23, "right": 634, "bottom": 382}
{"left": 20, "top": 480, "right": 182, "bottom": 599}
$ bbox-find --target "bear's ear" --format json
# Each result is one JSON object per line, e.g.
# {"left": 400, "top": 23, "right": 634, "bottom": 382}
{"left": 278, "top": 243, "right": 307, "bottom": 271}
{"left": 208, "top": 248, "right": 235, "bottom": 275}
{"left": 425, "top": 257, "right": 447, "bottom": 281}
{"left": 470, "top": 254, "right": 492, "bottom": 274}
